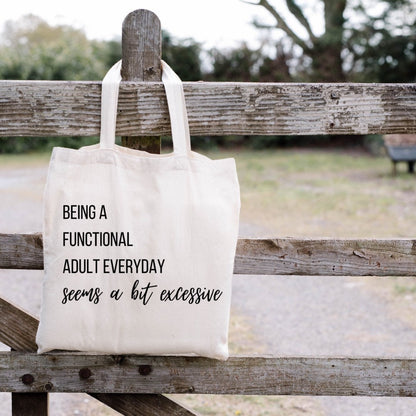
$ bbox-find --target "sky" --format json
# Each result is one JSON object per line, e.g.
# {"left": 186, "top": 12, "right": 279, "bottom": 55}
{"left": 0, "top": 0, "right": 276, "bottom": 48}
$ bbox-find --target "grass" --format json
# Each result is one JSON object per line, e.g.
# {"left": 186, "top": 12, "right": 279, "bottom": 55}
{"left": 174, "top": 394, "right": 324, "bottom": 416}
{"left": 208, "top": 148, "right": 416, "bottom": 238}
{"left": 395, "top": 282, "right": 416, "bottom": 295}
{"left": 0, "top": 151, "right": 51, "bottom": 170}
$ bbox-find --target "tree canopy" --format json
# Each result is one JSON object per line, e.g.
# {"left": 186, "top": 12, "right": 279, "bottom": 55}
{"left": 0, "top": 15, "right": 109, "bottom": 80}
{"left": 242, "top": 0, "right": 416, "bottom": 82}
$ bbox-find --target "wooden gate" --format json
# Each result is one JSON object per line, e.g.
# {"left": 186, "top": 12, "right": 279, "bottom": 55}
{"left": 1, "top": 9, "right": 416, "bottom": 415}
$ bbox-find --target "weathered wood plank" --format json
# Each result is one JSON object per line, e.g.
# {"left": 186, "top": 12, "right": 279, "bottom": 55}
{"left": 92, "top": 394, "right": 198, "bottom": 416}
{"left": 0, "top": 300, "right": 48, "bottom": 415}
{"left": 2, "top": 234, "right": 415, "bottom": 276}
{"left": 0, "top": 233, "right": 43, "bottom": 270}
{"left": 0, "top": 294, "right": 196, "bottom": 414}
{"left": 0, "top": 298, "right": 39, "bottom": 352}
{"left": 9, "top": 320, "right": 48, "bottom": 416}
{"left": 2, "top": 352, "right": 416, "bottom": 397}
{"left": 1, "top": 82, "right": 416, "bottom": 137}
{"left": 235, "top": 238, "right": 416, "bottom": 276}
{"left": 121, "top": 9, "right": 161, "bottom": 153}
{"left": 121, "top": 10, "right": 161, "bottom": 82}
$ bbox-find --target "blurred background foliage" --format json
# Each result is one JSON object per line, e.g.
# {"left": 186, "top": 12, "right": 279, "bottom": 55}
{"left": 0, "top": 0, "right": 415, "bottom": 153}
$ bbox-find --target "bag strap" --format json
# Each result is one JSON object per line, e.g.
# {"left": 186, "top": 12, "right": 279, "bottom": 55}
{"left": 99, "top": 60, "right": 122, "bottom": 149}
{"left": 99, "top": 60, "right": 191, "bottom": 155}
{"left": 161, "top": 61, "right": 191, "bottom": 155}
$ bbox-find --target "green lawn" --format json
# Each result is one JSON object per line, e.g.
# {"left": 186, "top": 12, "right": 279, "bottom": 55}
{"left": 0, "top": 151, "right": 51, "bottom": 169}
{"left": 209, "top": 148, "right": 416, "bottom": 238}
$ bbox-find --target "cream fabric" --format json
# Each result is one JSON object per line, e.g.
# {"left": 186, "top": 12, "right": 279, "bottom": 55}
{"left": 36, "top": 60, "right": 240, "bottom": 360}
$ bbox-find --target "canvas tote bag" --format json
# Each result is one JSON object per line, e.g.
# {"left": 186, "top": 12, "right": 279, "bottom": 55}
{"left": 36, "top": 60, "right": 240, "bottom": 360}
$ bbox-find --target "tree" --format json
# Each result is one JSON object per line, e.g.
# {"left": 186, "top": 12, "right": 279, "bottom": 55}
{"left": 162, "top": 32, "right": 202, "bottom": 80}
{"left": 0, "top": 15, "right": 117, "bottom": 153}
{"left": 0, "top": 14, "right": 108, "bottom": 80}
{"left": 242, "top": 0, "right": 416, "bottom": 82}
{"left": 92, "top": 39, "right": 122, "bottom": 71}
{"left": 209, "top": 43, "right": 261, "bottom": 81}
{"left": 243, "top": 0, "right": 346, "bottom": 81}
{"left": 0, "top": 17, "right": 205, "bottom": 152}
{"left": 208, "top": 41, "right": 293, "bottom": 82}
{"left": 258, "top": 44, "right": 295, "bottom": 82}
{"left": 346, "top": 0, "right": 416, "bottom": 82}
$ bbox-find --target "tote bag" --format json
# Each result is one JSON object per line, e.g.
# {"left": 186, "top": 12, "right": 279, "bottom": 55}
{"left": 36, "top": 60, "right": 240, "bottom": 360}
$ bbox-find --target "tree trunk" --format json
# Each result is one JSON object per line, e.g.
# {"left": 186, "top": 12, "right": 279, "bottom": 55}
{"left": 310, "top": 43, "right": 345, "bottom": 82}
{"left": 310, "top": 0, "right": 346, "bottom": 82}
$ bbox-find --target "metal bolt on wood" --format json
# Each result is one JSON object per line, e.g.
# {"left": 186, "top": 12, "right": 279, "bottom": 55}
{"left": 79, "top": 368, "right": 92, "bottom": 379}
{"left": 43, "top": 382, "right": 53, "bottom": 392}
{"left": 112, "top": 355, "right": 125, "bottom": 364}
{"left": 21, "top": 374, "right": 34, "bottom": 385}
{"left": 138, "top": 365, "right": 152, "bottom": 376}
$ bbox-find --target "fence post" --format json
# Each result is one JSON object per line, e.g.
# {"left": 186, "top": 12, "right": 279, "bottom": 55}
{"left": 121, "top": 9, "right": 161, "bottom": 153}
{"left": 101, "top": 9, "right": 196, "bottom": 416}
{"left": 11, "top": 344, "right": 47, "bottom": 416}
{"left": 11, "top": 390, "right": 48, "bottom": 416}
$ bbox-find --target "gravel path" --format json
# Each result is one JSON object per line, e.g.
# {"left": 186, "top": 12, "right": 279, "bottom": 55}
{"left": 2, "top": 163, "right": 416, "bottom": 415}
{"left": 235, "top": 230, "right": 416, "bottom": 415}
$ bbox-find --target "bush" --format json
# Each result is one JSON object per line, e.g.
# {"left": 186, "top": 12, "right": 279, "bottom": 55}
{"left": 0, "top": 137, "right": 99, "bottom": 154}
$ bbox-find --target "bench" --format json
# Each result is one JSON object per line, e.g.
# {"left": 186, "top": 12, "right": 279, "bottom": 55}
{"left": 384, "top": 134, "right": 416, "bottom": 174}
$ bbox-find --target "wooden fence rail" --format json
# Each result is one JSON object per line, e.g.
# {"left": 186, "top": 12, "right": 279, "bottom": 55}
{"left": 1, "top": 82, "right": 416, "bottom": 137}
{"left": 0, "top": 297, "right": 198, "bottom": 416}
{"left": 3, "top": 352, "right": 416, "bottom": 397}
{"left": 1, "top": 298, "right": 416, "bottom": 398}
{"left": 1, "top": 233, "right": 415, "bottom": 276}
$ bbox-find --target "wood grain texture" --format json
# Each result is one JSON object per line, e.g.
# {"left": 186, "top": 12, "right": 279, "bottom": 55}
{"left": 12, "top": 393, "right": 48, "bottom": 416}
{"left": 121, "top": 9, "right": 161, "bottom": 82}
{"left": 0, "top": 233, "right": 43, "bottom": 269}
{"left": 91, "top": 394, "right": 198, "bottom": 416}
{"left": 121, "top": 9, "right": 162, "bottom": 153}
{"left": 0, "top": 299, "right": 48, "bottom": 415}
{"left": 1, "top": 82, "right": 416, "bottom": 137}
{"left": 0, "top": 293, "right": 196, "bottom": 414}
{"left": 235, "top": 238, "right": 416, "bottom": 276}
{"left": 2, "top": 233, "right": 415, "bottom": 276}
{"left": 0, "top": 298, "right": 38, "bottom": 351}
{"left": 2, "top": 352, "right": 416, "bottom": 397}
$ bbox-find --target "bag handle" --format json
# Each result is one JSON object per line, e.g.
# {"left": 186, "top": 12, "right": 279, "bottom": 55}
{"left": 100, "top": 60, "right": 122, "bottom": 149}
{"left": 160, "top": 61, "right": 191, "bottom": 155}
{"left": 99, "top": 60, "right": 191, "bottom": 155}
